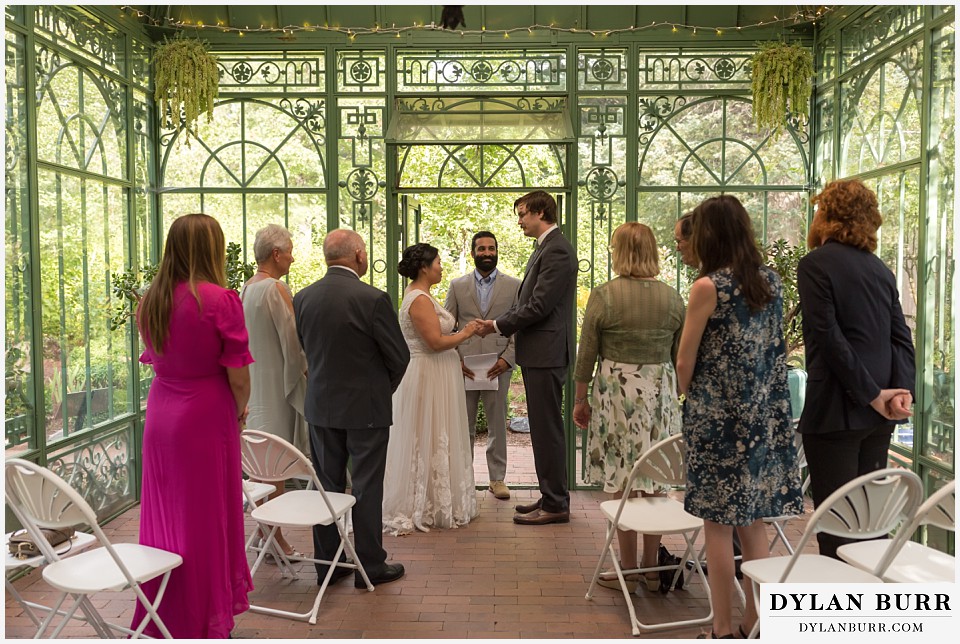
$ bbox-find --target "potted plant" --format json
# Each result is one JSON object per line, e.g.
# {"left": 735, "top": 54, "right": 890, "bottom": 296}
{"left": 154, "top": 33, "right": 220, "bottom": 145}
{"left": 751, "top": 42, "right": 813, "bottom": 139}
{"left": 766, "top": 238, "right": 807, "bottom": 418}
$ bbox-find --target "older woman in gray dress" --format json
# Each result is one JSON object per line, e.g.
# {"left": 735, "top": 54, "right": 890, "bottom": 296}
{"left": 240, "top": 223, "right": 309, "bottom": 559}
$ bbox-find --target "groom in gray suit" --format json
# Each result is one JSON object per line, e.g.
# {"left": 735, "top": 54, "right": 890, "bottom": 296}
{"left": 293, "top": 229, "right": 410, "bottom": 588}
{"left": 478, "top": 191, "right": 577, "bottom": 525}
{"left": 444, "top": 231, "right": 520, "bottom": 501}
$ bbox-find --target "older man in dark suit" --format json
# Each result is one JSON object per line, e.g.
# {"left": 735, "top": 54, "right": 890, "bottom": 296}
{"left": 478, "top": 191, "right": 578, "bottom": 525}
{"left": 293, "top": 229, "right": 410, "bottom": 587}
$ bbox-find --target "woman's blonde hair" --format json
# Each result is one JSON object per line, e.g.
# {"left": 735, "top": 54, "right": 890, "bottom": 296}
{"left": 137, "top": 213, "right": 227, "bottom": 354}
{"left": 611, "top": 222, "right": 659, "bottom": 278}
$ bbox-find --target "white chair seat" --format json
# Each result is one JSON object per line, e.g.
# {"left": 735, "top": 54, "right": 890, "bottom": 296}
{"left": 251, "top": 489, "right": 355, "bottom": 528}
{"left": 741, "top": 553, "right": 882, "bottom": 584}
{"left": 243, "top": 480, "right": 276, "bottom": 510}
{"left": 600, "top": 496, "right": 702, "bottom": 535}
{"left": 5, "top": 531, "right": 98, "bottom": 571}
{"left": 43, "top": 543, "right": 183, "bottom": 593}
{"left": 837, "top": 540, "right": 956, "bottom": 584}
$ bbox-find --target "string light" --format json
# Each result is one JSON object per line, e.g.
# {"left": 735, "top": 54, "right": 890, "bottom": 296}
{"left": 118, "top": 6, "right": 833, "bottom": 40}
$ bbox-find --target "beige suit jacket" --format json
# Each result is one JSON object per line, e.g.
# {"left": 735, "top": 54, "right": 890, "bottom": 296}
{"left": 444, "top": 270, "right": 520, "bottom": 367}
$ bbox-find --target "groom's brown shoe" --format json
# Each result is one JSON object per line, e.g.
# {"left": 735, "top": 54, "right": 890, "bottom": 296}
{"left": 513, "top": 509, "right": 570, "bottom": 525}
{"left": 514, "top": 498, "right": 542, "bottom": 514}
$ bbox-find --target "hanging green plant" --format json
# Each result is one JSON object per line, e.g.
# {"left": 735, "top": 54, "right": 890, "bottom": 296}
{"left": 751, "top": 42, "right": 813, "bottom": 139}
{"left": 153, "top": 33, "right": 220, "bottom": 145}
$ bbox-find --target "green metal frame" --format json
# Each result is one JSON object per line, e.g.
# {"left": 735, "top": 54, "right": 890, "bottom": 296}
{"left": 4, "top": 5, "right": 953, "bottom": 514}
{"left": 815, "top": 5, "right": 956, "bottom": 510}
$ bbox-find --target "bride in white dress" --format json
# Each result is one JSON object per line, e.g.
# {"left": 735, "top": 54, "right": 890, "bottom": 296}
{"left": 383, "top": 243, "right": 481, "bottom": 535}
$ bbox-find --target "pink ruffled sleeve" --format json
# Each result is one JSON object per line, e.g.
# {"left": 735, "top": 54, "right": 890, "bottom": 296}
{"left": 215, "top": 289, "right": 254, "bottom": 368}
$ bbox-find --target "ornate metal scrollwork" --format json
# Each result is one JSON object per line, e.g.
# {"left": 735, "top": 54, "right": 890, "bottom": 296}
{"left": 48, "top": 430, "right": 133, "bottom": 518}
{"left": 638, "top": 96, "right": 687, "bottom": 145}
{"left": 398, "top": 50, "right": 565, "bottom": 91}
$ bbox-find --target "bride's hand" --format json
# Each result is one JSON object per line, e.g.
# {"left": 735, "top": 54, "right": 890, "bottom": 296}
{"left": 461, "top": 320, "right": 481, "bottom": 338}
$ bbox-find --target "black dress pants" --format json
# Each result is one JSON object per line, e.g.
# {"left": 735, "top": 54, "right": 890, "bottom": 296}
{"left": 309, "top": 424, "right": 389, "bottom": 578}
{"left": 521, "top": 366, "right": 570, "bottom": 513}
{"left": 801, "top": 424, "right": 894, "bottom": 559}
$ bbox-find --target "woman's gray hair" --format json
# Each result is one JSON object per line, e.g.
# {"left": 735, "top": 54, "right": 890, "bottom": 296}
{"left": 253, "top": 224, "right": 293, "bottom": 263}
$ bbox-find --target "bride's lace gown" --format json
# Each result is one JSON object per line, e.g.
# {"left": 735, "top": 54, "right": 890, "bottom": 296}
{"left": 382, "top": 289, "right": 478, "bottom": 535}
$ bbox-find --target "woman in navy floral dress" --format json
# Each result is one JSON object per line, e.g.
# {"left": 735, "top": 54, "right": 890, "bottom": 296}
{"left": 677, "top": 196, "right": 803, "bottom": 639}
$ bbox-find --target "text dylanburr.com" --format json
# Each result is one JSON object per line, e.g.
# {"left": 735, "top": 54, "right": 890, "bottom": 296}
{"left": 760, "top": 583, "right": 956, "bottom": 640}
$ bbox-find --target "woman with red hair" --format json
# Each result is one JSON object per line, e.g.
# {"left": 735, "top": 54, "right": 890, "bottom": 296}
{"left": 797, "top": 179, "right": 915, "bottom": 559}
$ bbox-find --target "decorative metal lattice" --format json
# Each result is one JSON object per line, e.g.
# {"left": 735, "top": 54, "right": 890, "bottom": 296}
{"left": 337, "top": 50, "right": 386, "bottom": 93}
{"left": 638, "top": 51, "right": 753, "bottom": 90}
{"left": 840, "top": 5, "right": 925, "bottom": 73}
{"left": 33, "top": 5, "right": 123, "bottom": 76}
{"left": 216, "top": 53, "right": 326, "bottom": 93}
{"left": 48, "top": 427, "right": 134, "bottom": 520}
{"left": 577, "top": 49, "right": 628, "bottom": 91}
{"left": 397, "top": 49, "right": 566, "bottom": 92}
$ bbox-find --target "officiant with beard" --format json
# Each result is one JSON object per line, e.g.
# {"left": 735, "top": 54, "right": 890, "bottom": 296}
{"left": 444, "top": 231, "right": 521, "bottom": 501}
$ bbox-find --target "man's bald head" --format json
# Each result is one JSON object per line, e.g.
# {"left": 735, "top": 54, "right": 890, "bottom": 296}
{"left": 323, "top": 229, "right": 368, "bottom": 276}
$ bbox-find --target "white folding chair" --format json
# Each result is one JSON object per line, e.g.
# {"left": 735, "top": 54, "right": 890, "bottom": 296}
{"left": 5, "top": 528, "right": 98, "bottom": 630}
{"left": 838, "top": 479, "right": 955, "bottom": 583}
{"left": 239, "top": 430, "right": 372, "bottom": 625}
{"left": 4, "top": 458, "right": 183, "bottom": 639}
{"left": 585, "top": 434, "right": 713, "bottom": 635}
{"left": 762, "top": 432, "right": 810, "bottom": 555}
{"left": 740, "top": 468, "right": 923, "bottom": 639}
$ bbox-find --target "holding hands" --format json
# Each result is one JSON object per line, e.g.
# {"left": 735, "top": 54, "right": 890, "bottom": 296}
{"left": 474, "top": 319, "right": 497, "bottom": 337}
{"left": 459, "top": 319, "right": 483, "bottom": 339}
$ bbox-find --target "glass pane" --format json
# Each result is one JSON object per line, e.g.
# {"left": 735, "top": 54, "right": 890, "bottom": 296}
{"left": 390, "top": 96, "right": 573, "bottom": 143}
{"left": 5, "top": 28, "right": 36, "bottom": 456}
{"left": 38, "top": 170, "right": 132, "bottom": 443}
{"left": 638, "top": 96, "right": 807, "bottom": 189}
{"left": 925, "top": 24, "right": 955, "bottom": 469}
{"left": 286, "top": 193, "right": 327, "bottom": 293}
{"left": 864, "top": 170, "right": 921, "bottom": 450}
{"left": 840, "top": 40, "right": 923, "bottom": 176}
{"left": 813, "top": 88, "right": 835, "bottom": 188}
{"left": 35, "top": 54, "right": 126, "bottom": 180}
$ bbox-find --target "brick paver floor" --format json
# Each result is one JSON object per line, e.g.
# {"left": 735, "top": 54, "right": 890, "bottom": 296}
{"left": 4, "top": 485, "right": 814, "bottom": 639}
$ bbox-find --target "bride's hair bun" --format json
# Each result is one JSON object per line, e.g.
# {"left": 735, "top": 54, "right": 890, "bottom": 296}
{"left": 398, "top": 243, "right": 439, "bottom": 279}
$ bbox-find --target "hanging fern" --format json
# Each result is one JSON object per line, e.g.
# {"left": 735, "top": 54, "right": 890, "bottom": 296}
{"left": 751, "top": 42, "right": 813, "bottom": 139}
{"left": 153, "top": 34, "right": 220, "bottom": 145}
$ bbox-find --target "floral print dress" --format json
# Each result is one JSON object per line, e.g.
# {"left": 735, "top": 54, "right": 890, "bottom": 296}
{"left": 682, "top": 267, "right": 803, "bottom": 526}
{"left": 587, "top": 359, "right": 682, "bottom": 493}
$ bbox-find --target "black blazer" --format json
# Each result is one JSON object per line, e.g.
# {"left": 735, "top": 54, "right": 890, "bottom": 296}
{"left": 293, "top": 267, "right": 410, "bottom": 430}
{"left": 797, "top": 240, "right": 915, "bottom": 434}
{"left": 496, "top": 228, "right": 578, "bottom": 369}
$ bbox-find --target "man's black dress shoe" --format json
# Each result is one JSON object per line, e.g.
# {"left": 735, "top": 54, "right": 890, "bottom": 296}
{"left": 513, "top": 509, "right": 569, "bottom": 525}
{"left": 514, "top": 498, "right": 542, "bottom": 514}
{"left": 355, "top": 562, "right": 405, "bottom": 588}
{"left": 317, "top": 565, "right": 353, "bottom": 586}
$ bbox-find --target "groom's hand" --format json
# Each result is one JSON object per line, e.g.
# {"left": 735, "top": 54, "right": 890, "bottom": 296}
{"left": 475, "top": 319, "right": 496, "bottom": 337}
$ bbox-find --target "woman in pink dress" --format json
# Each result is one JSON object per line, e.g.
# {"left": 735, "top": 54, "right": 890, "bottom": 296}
{"left": 132, "top": 213, "right": 254, "bottom": 638}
